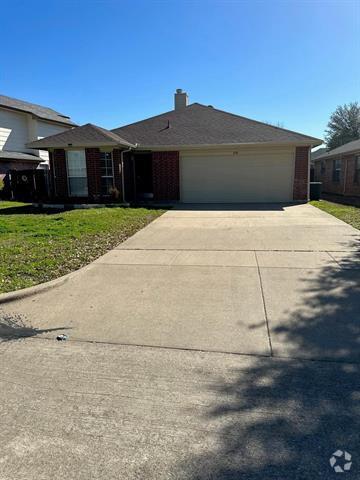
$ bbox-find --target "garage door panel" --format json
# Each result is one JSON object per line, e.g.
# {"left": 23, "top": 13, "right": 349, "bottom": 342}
{"left": 180, "top": 150, "right": 294, "bottom": 203}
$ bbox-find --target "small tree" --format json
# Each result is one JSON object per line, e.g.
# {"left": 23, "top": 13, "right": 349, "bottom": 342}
{"left": 325, "top": 102, "right": 360, "bottom": 150}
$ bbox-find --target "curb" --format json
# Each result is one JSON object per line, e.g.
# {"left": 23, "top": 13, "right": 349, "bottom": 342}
{"left": 0, "top": 272, "right": 72, "bottom": 305}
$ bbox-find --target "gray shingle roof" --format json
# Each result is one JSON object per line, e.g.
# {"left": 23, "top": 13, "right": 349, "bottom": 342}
{"left": 27, "top": 123, "right": 135, "bottom": 149}
{"left": 313, "top": 139, "right": 360, "bottom": 161}
{"left": 0, "top": 151, "right": 42, "bottom": 162}
{"left": 112, "top": 103, "right": 322, "bottom": 147}
{"left": 311, "top": 147, "right": 327, "bottom": 161}
{"left": 0, "top": 94, "right": 76, "bottom": 126}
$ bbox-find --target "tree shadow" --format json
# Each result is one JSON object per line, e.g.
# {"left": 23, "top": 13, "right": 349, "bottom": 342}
{"left": 0, "top": 309, "right": 70, "bottom": 342}
{"left": 178, "top": 241, "right": 360, "bottom": 479}
{"left": 0, "top": 205, "right": 66, "bottom": 215}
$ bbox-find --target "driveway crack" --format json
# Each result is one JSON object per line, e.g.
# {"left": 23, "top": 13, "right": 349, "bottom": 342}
{"left": 255, "top": 251, "right": 273, "bottom": 356}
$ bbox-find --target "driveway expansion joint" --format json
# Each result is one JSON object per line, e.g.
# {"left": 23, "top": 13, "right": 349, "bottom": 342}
{"left": 255, "top": 251, "right": 273, "bottom": 357}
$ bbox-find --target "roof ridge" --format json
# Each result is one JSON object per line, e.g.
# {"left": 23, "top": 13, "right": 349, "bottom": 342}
{"left": 111, "top": 103, "right": 198, "bottom": 131}
{"left": 90, "top": 123, "right": 135, "bottom": 145}
{"left": 0, "top": 93, "right": 70, "bottom": 118}
{"left": 27, "top": 122, "right": 135, "bottom": 149}
{"left": 194, "top": 103, "right": 322, "bottom": 142}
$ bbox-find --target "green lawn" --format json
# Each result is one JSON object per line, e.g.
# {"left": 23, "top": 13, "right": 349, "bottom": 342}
{"left": 310, "top": 200, "right": 360, "bottom": 230}
{"left": 0, "top": 201, "right": 165, "bottom": 294}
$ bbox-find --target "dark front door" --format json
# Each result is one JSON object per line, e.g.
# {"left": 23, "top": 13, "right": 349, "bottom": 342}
{"left": 134, "top": 154, "right": 153, "bottom": 199}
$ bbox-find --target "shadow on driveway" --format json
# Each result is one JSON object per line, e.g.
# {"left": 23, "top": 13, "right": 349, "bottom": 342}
{"left": 178, "top": 240, "right": 360, "bottom": 479}
{"left": 0, "top": 309, "right": 70, "bottom": 342}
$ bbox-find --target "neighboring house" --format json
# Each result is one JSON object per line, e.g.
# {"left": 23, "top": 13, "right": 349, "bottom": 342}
{"left": 311, "top": 147, "right": 327, "bottom": 164}
{"left": 313, "top": 139, "right": 360, "bottom": 199}
{"left": 0, "top": 94, "right": 76, "bottom": 176}
{"left": 310, "top": 147, "right": 327, "bottom": 181}
{"left": 27, "top": 89, "right": 322, "bottom": 204}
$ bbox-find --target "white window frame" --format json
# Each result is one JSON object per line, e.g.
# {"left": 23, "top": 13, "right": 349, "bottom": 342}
{"left": 100, "top": 151, "right": 115, "bottom": 195}
{"left": 66, "top": 150, "right": 88, "bottom": 197}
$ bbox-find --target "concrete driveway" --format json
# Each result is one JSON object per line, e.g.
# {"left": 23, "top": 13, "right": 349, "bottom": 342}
{"left": 1, "top": 203, "right": 360, "bottom": 479}
{"left": 1, "top": 202, "right": 360, "bottom": 361}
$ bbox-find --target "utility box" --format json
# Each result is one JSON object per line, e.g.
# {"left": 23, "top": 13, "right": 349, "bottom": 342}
{"left": 310, "top": 182, "right": 322, "bottom": 201}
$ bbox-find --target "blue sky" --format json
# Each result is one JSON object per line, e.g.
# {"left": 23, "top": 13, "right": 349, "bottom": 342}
{"left": 1, "top": 0, "right": 359, "bottom": 140}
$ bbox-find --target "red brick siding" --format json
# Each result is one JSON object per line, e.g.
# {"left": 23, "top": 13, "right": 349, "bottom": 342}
{"left": 85, "top": 148, "right": 101, "bottom": 199}
{"left": 317, "top": 153, "right": 360, "bottom": 197}
{"left": 152, "top": 151, "right": 180, "bottom": 201}
{"left": 53, "top": 149, "right": 68, "bottom": 197}
{"left": 344, "top": 154, "right": 360, "bottom": 197}
{"left": 293, "top": 146, "right": 310, "bottom": 201}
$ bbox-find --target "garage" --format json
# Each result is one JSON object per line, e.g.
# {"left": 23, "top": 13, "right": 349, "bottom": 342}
{"left": 180, "top": 147, "right": 295, "bottom": 203}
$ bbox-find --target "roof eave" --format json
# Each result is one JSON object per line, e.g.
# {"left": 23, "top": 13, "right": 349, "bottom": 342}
{"left": 136, "top": 139, "right": 323, "bottom": 150}
{"left": 0, "top": 104, "right": 76, "bottom": 127}
{"left": 314, "top": 147, "right": 360, "bottom": 162}
{"left": 26, "top": 141, "right": 134, "bottom": 150}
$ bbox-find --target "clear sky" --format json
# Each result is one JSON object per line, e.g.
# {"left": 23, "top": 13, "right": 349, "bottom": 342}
{"left": 1, "top": 0, "right": 359, "bottom": 141}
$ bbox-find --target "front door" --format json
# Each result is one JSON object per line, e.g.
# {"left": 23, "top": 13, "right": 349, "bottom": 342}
{"left": 134, "top": 154, "right": 153, "bottom": 200}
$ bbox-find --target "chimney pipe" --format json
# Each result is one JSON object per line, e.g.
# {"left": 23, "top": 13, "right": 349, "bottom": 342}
{"left": 174, "top": 89, "right": 188, "bottom": 110}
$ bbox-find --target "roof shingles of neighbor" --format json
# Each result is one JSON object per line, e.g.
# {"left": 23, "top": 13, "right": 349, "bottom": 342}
{"left": 112, "top": 103, "right": 322, "bottom": 147}
{"left": 313, "top": 138, "right": 360, "bottom": 161}
{"left": 27, "top": 123, "right": 135, "bottom": 149}
{"left": 0, "top": 94, "right": 76, "bottom": 126}
{"left": 0, "top": 151, "right": 41, "bottom": 162}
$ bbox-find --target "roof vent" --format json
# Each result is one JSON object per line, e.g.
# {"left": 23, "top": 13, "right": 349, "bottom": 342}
{"left": 174, "top": 89, "right": 188, "bottom": 110}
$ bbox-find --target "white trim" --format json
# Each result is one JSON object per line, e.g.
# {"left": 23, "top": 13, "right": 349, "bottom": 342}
{"left": 66, "top": 150, "right": 88, "bottom": 197}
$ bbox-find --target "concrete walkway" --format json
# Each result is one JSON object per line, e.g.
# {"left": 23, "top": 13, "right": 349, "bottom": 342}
{"left": 1, "top": 203, "right": 360, "bottom": 479}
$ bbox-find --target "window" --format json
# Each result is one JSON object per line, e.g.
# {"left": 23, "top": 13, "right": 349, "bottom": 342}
{"left": 66, "top": 150, "right": 88, "bottom": 196}
{"left": 100, "top": 152, "right": 114, "bottom": 195}
{"left": 354, "top": 156, "right": 360, "bottom": 184}
{"left": 332, "top": 158, "right": 341, "bottom": 183}
{"left": 321, "top": 160, "right": 326, "bottom": 177}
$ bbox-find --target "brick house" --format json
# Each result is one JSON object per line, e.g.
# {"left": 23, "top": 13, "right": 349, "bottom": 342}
{"left": 313, "top": 139, "right": 360, "bottom": 200}
{"left": 27, "top": 90, "right": 322, "bottom": 204}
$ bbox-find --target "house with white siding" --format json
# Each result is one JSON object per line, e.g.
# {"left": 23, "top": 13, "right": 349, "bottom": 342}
{"left": 0, "top": 95, "right": 76, "bottom": 175}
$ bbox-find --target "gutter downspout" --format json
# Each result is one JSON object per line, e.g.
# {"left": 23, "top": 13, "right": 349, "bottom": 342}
{"left": 120, "top": 144, "right": 137, "bottom": 203}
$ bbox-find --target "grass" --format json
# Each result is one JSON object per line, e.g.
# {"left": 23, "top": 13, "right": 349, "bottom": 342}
{"left": 0, "top": 201, "right": 165, "bottom": 294}
{"left": 310, "top": 200, "right": 360, "bottom": 230}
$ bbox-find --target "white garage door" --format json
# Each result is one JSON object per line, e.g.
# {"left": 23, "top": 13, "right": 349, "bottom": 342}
{"left": 180, "top": 148, "right": 295, "bottom": 203}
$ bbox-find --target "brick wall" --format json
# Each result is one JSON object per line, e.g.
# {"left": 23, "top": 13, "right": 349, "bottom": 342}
{"left": 52, "top": 149, "right": 68, "bottom": 197}
{"left": 152, "top": 151, "right": 180, "bottom": 201}
{"left": 318, "top": 154, "right": 360, "bottom": 197}
{"left": 343, "top": 154, "right": 360, "bottom": 197}
{"left": 85, "top": 148, "right": 101, "bottom": 199}
{"left": 293, "top": 146, "right": 310, "bottom": 201}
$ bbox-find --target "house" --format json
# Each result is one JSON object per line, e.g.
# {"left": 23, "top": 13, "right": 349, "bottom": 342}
{"left": 313, "top": 139, "right": 360, "bottom": 200}
{"left": 310, "top": 147, "right": 327, "bottom": 181}
{"left": 0, "top": 94, "right": 76, "bottom": 176}
{"left": 311, "top": 147, "right": 327, "bottom": 163}
{"left": 27, "top": 90, "right": 322, "bottom": 204}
